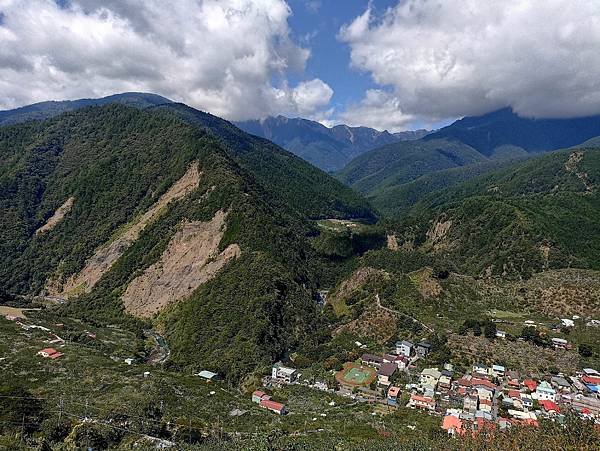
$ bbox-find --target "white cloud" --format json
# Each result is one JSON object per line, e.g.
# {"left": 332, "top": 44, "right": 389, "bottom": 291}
{"left": 338, "top": 90, "right": 415, "bottom": 132}
{"left": 339, "top": 0, "right": 600, "bottom": 125}
{"left": 0, "top": 0, "right": 333, "bottom": 120}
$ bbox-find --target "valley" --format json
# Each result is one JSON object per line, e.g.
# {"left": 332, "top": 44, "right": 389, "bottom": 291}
{"left": 0, "top": 94, "right": 599, "bottom": 450}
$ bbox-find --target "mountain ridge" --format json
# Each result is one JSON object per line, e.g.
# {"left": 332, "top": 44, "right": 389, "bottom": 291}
{"left": 236, "top": 115, "right": 429, "bottom": 171}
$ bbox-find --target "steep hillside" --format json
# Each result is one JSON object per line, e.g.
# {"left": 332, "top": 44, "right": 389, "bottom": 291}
{"left": 390, "top": 148, "right": 600, "bottom": 278}
{"left": 336, "top": 108, "right": 600, "bottom": 217}
{"left": 425, "top": 108, "right": 600, "bottom": 157}
{"left": 336, "top": 138, "right": 485, "bottom": 193}
{"left": 157, "top": 104, "right": 374, "bottom": 220}
{"left": 0, "top": 92, "right": 172, "bottom": 126}
{"left": 236, "top": 115, "right": 428, "bottom": 171}
{"left": 368, "top": 157, "right": 528, "bottom": 216}
{"left": 0, "top": 103, "right": 374, "bottom": 380}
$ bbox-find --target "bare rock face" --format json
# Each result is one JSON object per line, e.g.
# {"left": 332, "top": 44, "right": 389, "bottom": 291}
{"left": 49, "top": 163, "right": 201, "bottom": 297}
{"left": 122, "top": 209, "right": 240, "bottom": 318}
{"left": 36, "top": 197, "right": 74, "bottom": 235}
{"left": 386, "top": 234, "right": 399, "bottom": 251}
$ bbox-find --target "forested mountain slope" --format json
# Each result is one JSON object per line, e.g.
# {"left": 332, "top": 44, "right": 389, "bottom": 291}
{"left": 0, "top": 92, "right": 172, "bottom": 126}
{"left": 0, "top": 103, "right": 374, "bottom": 380}
{"left": 336, "top": 138, "right": 485, "bottom": 193}
{"left": 337, "top": 108, "right": 600, "bottom": 217}
{"left": 387, "top": 148, "right": 600, "bottom": 278}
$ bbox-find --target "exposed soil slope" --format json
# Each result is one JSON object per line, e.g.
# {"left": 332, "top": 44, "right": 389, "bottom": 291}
{"left": 50, "top": 163, "right": 200, "bottom": 297}
{"left": 122, "top": 209, "right": 240, "bottom": 318}
{"left": 35, "top": 197, "right": 74, "bottom": 235}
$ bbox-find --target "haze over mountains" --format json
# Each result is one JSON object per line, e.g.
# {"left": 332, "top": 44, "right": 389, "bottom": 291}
{"left": 235, "top": 116, "right": 429, "bottom": 171}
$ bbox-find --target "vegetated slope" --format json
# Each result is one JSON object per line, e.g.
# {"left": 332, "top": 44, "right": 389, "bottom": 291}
{"left": 425, "top": 107, "right": 600, "bottom": 157}
{"left": 236, "top": 115, "right": 428, "bottom": 172}
{"left": 368, "top": 157, "right": 529, "bottom": 216}
{"left": 0, "top": 103, "right": 374, "bottom": 380}
{"left": 0, "top": 92, "right": 172, "bottom": 126}
{"left": 336, "top": 138, "right": 485, "bottom": 193}
{"left": 336, "top": 108, "right": 600, "bottom": 218}
{"left": 393, "top": 148, "right": 600, "bottom": 278}
{"left": 156, "top": 103, "right": 375, "bottom": 220}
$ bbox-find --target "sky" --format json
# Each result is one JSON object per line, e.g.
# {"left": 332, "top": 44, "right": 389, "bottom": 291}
{"left": 1, "top": 0, "right": 600, "bottom": 131}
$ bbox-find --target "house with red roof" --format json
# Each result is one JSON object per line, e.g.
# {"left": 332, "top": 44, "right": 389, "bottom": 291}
{"left": 539, "top": 400, "right": 560, "bottom": 415}
{"left": 252, "top": 390, "right": 270, "bottom": 404}
{"left": 523, "top": 379, "right": 537, "bottom": 392}
{"left": 471, "top": 378, "right": 497, "bottom": 392}
{"left": 442, "top": 415, "right": 463, "bottom": 436}
{"left": 37, "top": 348, "right": 63, "bottom": 359}
{"left": 409, "top": 394, "right": 436, "bottom": 411}
{"left": 259, "top": 399, "right": 286, "bottom": 415}
{"left": 387, "top": 386, "right": 401, "bottom": 406}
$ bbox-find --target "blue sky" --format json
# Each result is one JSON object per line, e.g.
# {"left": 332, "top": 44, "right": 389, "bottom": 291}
{"left": 286, "top": 0, "right": 397, "bottom": 107}
{"left": 1, "top": 1, "right": 599, "bottom": 132}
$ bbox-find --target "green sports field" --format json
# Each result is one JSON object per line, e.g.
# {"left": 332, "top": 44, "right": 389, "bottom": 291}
{"left": 336, "top": 362, "right": 377, "bottom": 387}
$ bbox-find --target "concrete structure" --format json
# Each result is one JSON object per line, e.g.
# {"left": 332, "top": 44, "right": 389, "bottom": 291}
{"left": 535, "top": 381, "right": 556, "bottom": 402}
{"left": 395, "top": 340, "right": 413, "bottom": 357}
{"left": 197, "top": 370, "right": 220, "bottom": 381}
{"left": 272, "top": 363, "right": 297, "bottom": 383}
{"left": 387, "top": 386, "right": 400, "bottom": 406}
{"left": 415, "top": 342, "right": 431, "bottom": 357}
{"left": 409, "top": 394, "right": 435, "bottom": 411}
{"left": 420, "top": 368, "right": 442, "bottom": 387}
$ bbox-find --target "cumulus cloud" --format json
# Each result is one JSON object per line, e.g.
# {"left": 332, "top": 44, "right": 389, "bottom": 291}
{"left": 338, "top": 89, "right": 415, "bottom": 131}
{"left": 339, "top": 0, "right": 600, "bottom": 126}
{"left": 0, "top": 0, "right": 333, "bottom": 120}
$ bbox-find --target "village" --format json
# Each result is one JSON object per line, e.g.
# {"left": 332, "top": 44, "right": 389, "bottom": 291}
{"left": 3, "top": 305, "right": 600, "bottom": 440}
{"left": 253, "top": 334, "right": 600, "bottom": 436}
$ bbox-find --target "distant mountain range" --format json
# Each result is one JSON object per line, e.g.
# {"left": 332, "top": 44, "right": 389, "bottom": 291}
{"left": 337, "top": 108, "right": 600, "bottom": 216}
{"left": 235, "top": 116, "right": 429, "bottom": 171}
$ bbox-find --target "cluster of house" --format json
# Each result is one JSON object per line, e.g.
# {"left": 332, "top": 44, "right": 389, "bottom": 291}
{"left": 429, "top": 364, "right": 600, "bottom": 436}
{"left": 359, "top": 340, "right": 432, "bottom": 389}
{"left": 251, "top": 390, "right": 287, "bottom": 415}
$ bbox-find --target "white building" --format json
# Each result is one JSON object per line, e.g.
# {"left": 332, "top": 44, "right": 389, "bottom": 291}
{"left": 535, "top": 381, "right": 556, "bottom": 402}
{"left": 395, "top": 340, "right": 413, "bottom": 357}
{"left": 272, "top": 363, "right": 297, "bottom": 383}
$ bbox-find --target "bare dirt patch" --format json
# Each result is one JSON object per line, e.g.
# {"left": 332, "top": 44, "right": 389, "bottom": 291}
{"left": 386, "top": 234, "right": 399, "bottom": 251}
{"left": 328, "top": 267, "right": 390, "bottom": 316}
{"left": 0, "top": 306, "right": 38, "bottom": 319}
{"left": 36, "top": 197, "right": 74, "bottom": 235}
{"left": 409, "top": 267, "right": 442, "bottom": 299}
{"left": 426, "top": 217, "right": 452, "bottom": 250}
{"left": 122, "top": 209, "right": 240, "bottom": 318}
{"left": 50, "top": 163, "right": 201, "bottom": 297}
{"left": 565, "top": 151, "right": 594, "bottom": 193}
